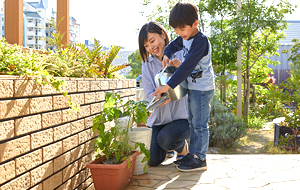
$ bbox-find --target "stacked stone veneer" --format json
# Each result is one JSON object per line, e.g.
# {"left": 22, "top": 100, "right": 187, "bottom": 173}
{"left": 0, "top": 76, "right": 136, "bottom": 190}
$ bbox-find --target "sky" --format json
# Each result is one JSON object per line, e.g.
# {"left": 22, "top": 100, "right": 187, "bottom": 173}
{"left": 1, "top": 0, "right": 299, "bottom": 51}
{"left": 48, "top": 0, "right": 151, "bottom": 51}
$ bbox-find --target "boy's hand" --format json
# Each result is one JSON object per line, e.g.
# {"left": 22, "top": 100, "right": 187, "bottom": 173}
{"left": 162, "top": 55, "right": 170, "bottom": 69}
{"left": 170, "top": 58, "right": 181, "bottom": 68}
{"left": 153, "top": 85, "right": 170, "bottom": 97}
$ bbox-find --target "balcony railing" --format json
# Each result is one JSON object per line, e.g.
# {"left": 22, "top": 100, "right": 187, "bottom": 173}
{"left": 26, "top": 22, "right": 35, "bottom": 28}
{"left": 27, "top": 31, "right": 35, "bottom": 36}
{"left": 26, "top": 40, "right": 35, "bottom": 45}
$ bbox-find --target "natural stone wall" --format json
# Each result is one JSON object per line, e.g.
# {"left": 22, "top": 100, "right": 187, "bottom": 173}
{"left": 0, "top": 76, "right": 136, "bottom": 190}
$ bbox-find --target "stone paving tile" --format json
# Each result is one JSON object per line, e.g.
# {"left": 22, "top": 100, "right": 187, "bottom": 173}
{"left": 125, "top": 186, "right": 154, "bottom": 190}
{"left": 168, "top": 172, "right": 203, "bottom": 181}
{"left": 226, "top": 170, "right": 262, "bottom": 179}
{"left": 214, "top": 178, "right": 267, "bottom": 189}
{"left": 260, "top": 180, "right": 300, "bottom": 189}
{"left": 253, "top": 170, "right": 300, "bottom": 183}
{"left": 154, "top": 179, "right": 198, "bottom": 189}
{"left": 124, "top": 154, "right": 300, "bottom": 190}
{"left": 134, "top": 179, "right": 161, "bottom": 188}
{"left": 198, "top": 172, "right": 228, "bottom": 184}
{"left": 189, "top": 183, "right": 227, "bottom": 190}
{"left": 132, "top": 174, "right": 170, "bottom": 180}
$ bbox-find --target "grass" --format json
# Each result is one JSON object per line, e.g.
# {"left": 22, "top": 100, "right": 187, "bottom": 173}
{"left": 211, "top": 128, "right": 299, "bottom": 154}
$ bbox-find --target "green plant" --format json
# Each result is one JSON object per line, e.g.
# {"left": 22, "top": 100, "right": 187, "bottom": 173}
{"left": 92, "top": 91, "right": 150, "bottom": 171}
{"left": 276, "top": 38, "right": 300, "bottom": 152}
{"left": 73, "top": 39, "right": 130, "bottom": 78}
{"left": 209, "top": 98, "right": 247, "bottom": 148}
{"left": 126, "top": 49, "right": 143, "bottom": 79}
{"left": 247, "top": 114, "right": 266, "bottom": 130}
{"left": 1, "top": 21, "right": 131, "bottom": 111}
{"left": 43, "top": 17, "right": 65, "bottom": 49}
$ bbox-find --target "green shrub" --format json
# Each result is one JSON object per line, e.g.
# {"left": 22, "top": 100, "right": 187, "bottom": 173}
{"left": 247, "top": 114, "right": 267, "bottom": 130}
{"left": 209, "top": 98, "right": 247, "bottom": 148}
{"left": 0, "top": 36, "right": 130, "bottom": 111}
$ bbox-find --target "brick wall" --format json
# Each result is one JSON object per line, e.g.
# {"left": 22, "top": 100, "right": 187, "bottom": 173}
{"left": 0, "top": 76, "right": 137, "bottom": 190}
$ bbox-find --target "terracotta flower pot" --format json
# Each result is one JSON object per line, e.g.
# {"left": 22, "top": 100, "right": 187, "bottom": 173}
{"left": 86, "top": 151, "right": 139, "bottom": 190}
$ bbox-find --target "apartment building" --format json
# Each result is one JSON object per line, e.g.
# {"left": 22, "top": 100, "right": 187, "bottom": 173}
{"left": 70, "top": 16, "right": 80, "bottom": 45}
{"left": 23, "top": 0, "right": 47, "bottom": 49}
{"left": 0, "top": 0, "right": 80, "bottom": 50}
{"left": 0, "top": 12, "right": 3, "bottom": 38}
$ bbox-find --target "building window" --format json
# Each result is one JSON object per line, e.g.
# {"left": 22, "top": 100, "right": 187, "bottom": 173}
{"left": 28, "top": 38, "right": 32, "bottom": 40}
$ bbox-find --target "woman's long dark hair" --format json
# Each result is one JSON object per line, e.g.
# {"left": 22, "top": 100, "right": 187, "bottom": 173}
{"left": 138, "top": 21, "right": 169, "bottom": 62}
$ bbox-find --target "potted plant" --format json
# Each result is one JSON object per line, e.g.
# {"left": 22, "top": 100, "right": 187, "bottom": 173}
{"left": 274, "top": 38, "right": 300, "bottom": 152}
{"left": 276, "top": 107, "right": 300, "bottom": 152}
{"left": 86, "top": 91, "right": 150, "bottom": 190}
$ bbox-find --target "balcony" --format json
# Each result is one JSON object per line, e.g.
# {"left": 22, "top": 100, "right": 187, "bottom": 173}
{"left": 27, "top": 31, "right": 35, "bottom": 36}
{"left": 26, "top": 22, "right": 35, "bottom": 28}
{"left": 37, "top": 40, "right": 44, "bottom": 45}
{"left": 35, "top": 32, "right": 43, "bottom": 37}
{"left": 26, "top": 40, "right": 35, "bottom": 45}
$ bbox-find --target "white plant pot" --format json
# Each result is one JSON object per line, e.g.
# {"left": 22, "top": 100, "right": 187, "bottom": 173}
{"left": 115, "top": 116, "right": 133, "bottom": 129}
{"left": 129, "top": 127, "right": 152, "bottom": 175}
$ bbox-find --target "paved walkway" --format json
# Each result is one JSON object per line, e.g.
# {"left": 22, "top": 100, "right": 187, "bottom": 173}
{"left": 125, "top": 154, "right": 300, "bottom": 189}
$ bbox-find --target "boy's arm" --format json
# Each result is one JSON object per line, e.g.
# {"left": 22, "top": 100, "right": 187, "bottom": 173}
{"left": 164, "top": 37, "right": 183, "bottom": 60}
{"left": 167, "top": 36, "right": 209, "bottom": 89}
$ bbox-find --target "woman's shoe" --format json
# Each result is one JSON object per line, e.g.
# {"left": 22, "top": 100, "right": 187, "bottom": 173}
{"left": 166, "top": 150, "right": 175, "bottom": 158}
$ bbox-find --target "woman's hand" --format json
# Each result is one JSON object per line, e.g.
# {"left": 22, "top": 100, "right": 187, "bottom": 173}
{"left": 152, "top": 93, "right": 171, "bottom": 106}
{"left": 170, "top": 58, "right": 181, "bottom": 68}
{"left": 160, "top": 98, "right": 171, "bottom": 106}
{"left": 162, "top": 55, "right": 170, "bottom": 69}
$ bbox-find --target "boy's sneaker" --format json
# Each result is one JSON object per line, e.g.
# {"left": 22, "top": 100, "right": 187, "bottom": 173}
{"left": 177, "top": 156, "right": 207, "bottom": 172}
{"left": 173, "top": 153, "right": 192, "bottom": 166}
{"left": 176, "top": 155, "right": 185, "bottom": 160}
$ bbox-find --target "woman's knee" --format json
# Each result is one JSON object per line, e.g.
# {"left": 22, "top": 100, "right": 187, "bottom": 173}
{"left": 148, "top": 158, "right": 163, "bottom": 167}
{"left": 157, "top": 135, "right": 172, "bottom": 150}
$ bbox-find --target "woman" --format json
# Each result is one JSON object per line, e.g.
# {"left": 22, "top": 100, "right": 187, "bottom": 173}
{"left": 138, "top": 21, "right": 190, "bottom": 166}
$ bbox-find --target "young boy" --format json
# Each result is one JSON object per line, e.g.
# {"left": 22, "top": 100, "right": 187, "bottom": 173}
{"left": 153, "top": 2, "right": 215, "bottom": 172}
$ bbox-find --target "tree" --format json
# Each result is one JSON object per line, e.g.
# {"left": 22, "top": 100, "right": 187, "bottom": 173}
{"left": 142, "top": 0, "right": 296, "bottom": 121}
{"left": 206, "top": 0, "right": 237, "bottom": 103}
{"left": 233, "top": 0, "right": 295, "bottom": 119}
{"left": 126, "top": 50, "right": 143, "bottom": 79}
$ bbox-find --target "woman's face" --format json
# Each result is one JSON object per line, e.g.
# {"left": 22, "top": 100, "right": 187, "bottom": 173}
{"left": 144, "top": 32, "right": 166, "bottom": 60}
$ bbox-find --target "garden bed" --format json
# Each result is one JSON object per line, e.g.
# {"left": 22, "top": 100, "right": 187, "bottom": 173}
{"left": 0, "top": 76, "right": 136, "bottom": 189}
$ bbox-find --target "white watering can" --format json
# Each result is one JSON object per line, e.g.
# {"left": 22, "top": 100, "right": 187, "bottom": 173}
{"left": 146, "top": 65, "right": 187, "bottom": 111}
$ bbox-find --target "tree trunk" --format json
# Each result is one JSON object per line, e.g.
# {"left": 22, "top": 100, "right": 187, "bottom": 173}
{"left": 244, "top": 68, "right": 250, "bottom": 119}
{"left": 220, "top": 84, "right": 223, "bottom": 102}
{"left": 243, "top": 74, "right": 246, "bottom": 117}
{"left": 224, "top": 84, "right": 226, "bottom": 103}
{"left": 252, "top": 85, "right": 255, "bottom": 104}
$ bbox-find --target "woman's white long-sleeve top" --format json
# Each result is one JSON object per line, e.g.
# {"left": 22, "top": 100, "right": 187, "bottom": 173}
{"left": 142, "top": 52, "right": 189, "bottom": 127}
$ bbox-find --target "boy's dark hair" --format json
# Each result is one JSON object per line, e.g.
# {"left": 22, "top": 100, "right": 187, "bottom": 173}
{"left": 138, "top": 21, "right": 169, "bottom": 62}
{"left": 169, "top": 2, "right": 198, "bottom": 28}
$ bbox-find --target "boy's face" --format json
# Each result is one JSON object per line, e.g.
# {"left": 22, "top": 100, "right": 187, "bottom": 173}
{"left": 174, "top": 20, "right": 199, "bottom": 40}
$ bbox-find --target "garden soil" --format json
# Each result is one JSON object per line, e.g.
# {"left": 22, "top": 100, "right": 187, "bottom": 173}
{"left": 208, "top": 129, "right": 274, "bottom": 154}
